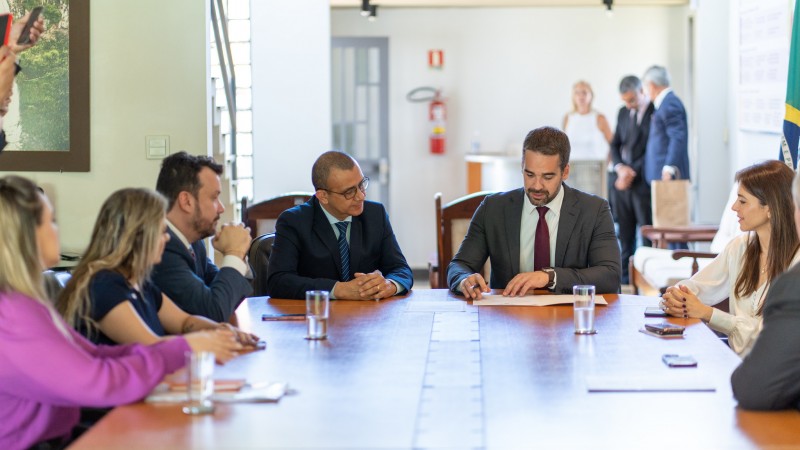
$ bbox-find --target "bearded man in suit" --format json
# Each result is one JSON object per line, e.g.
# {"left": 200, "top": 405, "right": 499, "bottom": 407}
{"left": 448, "top": 126, "right": 621, "bottom": 298}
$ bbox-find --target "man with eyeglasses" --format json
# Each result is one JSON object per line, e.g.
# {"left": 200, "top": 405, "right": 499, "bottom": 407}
{"left": 267, "top": 150, "right": 413, "bottom": 300}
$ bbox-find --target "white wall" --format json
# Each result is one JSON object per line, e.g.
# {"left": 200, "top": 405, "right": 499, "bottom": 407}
{"left": 0, "top": 0, "right": 210, "bottom": 253}
{"left": 332, "top": 6, "right": 690, "bottom": 268}
{"left": 250, "top": 1, "right": 331, "bottom": 201}
{"left": 692, "top": 0, "right": 731, "bottom": 223}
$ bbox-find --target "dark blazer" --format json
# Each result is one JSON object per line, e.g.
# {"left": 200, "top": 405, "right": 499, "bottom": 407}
{"left": 447, "top": 185, "right": 621, "bottom": 294}
{"left": 610, "top": 103, "right": 655, "bottom": 184}
{"left": 644, "top": 91, "right": 690, "bottom": 183}
{"left": 151, "top": 228, "right": 252, "bottom": 322}
{"left": 731, "top": 264, "right": 800, "bottom": 410}
{"left": 266, "top": 197, "right": 413, "bottom": 299}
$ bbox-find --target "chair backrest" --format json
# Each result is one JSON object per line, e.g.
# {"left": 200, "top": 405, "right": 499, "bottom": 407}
{"left": 435, "top": 191, "right": 495, "bottom": 288}
{"left": 248, "top": 233, "right": 275, "bottom": 297}
{"left": 242, "top": 192, "right": 314, "bottom": 239}
{"left": 43, "top": 270, "right": 72, "bottom": 304}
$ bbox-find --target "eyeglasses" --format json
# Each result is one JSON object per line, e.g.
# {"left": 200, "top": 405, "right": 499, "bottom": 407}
{"left": 322, "top": 177, "right": 369, "bottom": 200}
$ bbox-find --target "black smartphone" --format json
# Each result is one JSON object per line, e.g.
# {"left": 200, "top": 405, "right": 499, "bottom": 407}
{"left": 645, "top": 322, "right": 685, "bottom": 336}
{"left": 0, "top": 14, "right": 12, "bottom": 47}
{"left": 644, "top": 307, "right": 668, "bottom": 317}
{"left": 16, "top": 6, "right": 43, "bottom": 46}
{"left": 662, "top": 354, "right": 697, "bottom": 368}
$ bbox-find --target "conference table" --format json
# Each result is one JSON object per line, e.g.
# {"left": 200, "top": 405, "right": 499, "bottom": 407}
{"left": 70, "top": 290, "right": 800, "bottom": 449}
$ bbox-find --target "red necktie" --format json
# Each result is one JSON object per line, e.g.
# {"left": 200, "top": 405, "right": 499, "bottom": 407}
{"left": 534, "top": 206, "right": 550, "bottom": 271}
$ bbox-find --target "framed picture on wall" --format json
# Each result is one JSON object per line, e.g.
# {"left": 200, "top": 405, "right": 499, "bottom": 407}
{"left": 0, "top": 0, "right": 89, "bottom": 172}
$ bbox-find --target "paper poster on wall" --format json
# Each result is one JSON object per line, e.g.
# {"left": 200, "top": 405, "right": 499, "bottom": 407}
{"left": 738, "top": 0, "right": 790, "bottom": 133}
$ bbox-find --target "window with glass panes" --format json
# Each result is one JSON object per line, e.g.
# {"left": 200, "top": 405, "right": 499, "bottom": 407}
{"left": 210, "top": 0, "right": 253, "bottom": 207}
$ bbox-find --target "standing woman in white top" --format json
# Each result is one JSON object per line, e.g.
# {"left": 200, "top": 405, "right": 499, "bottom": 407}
{"left": 661, "top": 160, "right": 800, "bottom": 357}
{"left": 562, "top": 80, "right": 613, "bottom": 161}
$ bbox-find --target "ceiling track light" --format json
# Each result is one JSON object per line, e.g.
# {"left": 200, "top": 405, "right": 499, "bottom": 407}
{"left": 361, "top": 0, "right": 370, "bottom": 17}
{"left": 603, "top": 0, "right": 613, "bottom": 17}
{"left": 368, "top": 4, "right": 378, "bottom": 22}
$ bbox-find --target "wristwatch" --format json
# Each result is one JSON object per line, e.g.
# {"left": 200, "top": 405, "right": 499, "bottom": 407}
{"left": 542, "top": 267, "right": 556, "bottom": 290}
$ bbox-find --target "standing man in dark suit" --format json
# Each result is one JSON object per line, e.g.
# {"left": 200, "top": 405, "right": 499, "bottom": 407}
{"left": 730, "top": 172, "right": 800, "bottom": 410}
{"left": 610, "top": 75, "right": 655, "bottom": 284}
{"left": 448, "top": 126, "right": 621, "bottom": 298}
{"left": 642, "top": 65, "right": 690, "bottom": 183}
{"left": 152, "top": 152, "right": 253, "bottom": 322}
{"left": 267, "top": 151, "right": 413, "bottom": 300}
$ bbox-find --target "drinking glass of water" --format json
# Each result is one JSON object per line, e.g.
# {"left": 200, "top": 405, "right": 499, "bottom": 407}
{"left": 182, "top": 351, "right": 215, "bottom": 415}
{"left": 305, "top": 290, "right": 329, "bottom": 340}
{"left": 573, "top": 285, "right": 597, "bottom": 335}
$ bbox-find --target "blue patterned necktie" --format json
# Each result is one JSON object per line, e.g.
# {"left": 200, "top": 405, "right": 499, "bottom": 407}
{"left": 335, "top": 221, "right": 351, "bottom": 281}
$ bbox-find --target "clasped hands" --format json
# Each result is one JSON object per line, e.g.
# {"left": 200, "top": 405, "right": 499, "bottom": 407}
{"left": 661, "top": 285, "right": 713, "bottom": 321}
{"left": 614, "top": 164, "right": 636, "bottom": 191}
{"left": 212, "top": 223, "right": 252, "bottom": 260}
{"left": 334, "top": 270, "right": 397, "bottom": 300}
{"left": 459, "top": 271, "right": 549, "bottom": 300}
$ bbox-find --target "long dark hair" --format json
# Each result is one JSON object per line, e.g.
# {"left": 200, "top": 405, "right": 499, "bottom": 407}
{"left": 734, "top": 160, "right": 799, "bottom": 314}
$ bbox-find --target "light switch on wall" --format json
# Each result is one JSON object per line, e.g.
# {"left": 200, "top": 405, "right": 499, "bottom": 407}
{"left": 146, "top": 135, "right": 170, "bottom": 159}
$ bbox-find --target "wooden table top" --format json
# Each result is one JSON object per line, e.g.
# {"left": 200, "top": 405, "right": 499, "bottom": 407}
{"left": 69, "top": 290, "right": 800, "bottom": 449}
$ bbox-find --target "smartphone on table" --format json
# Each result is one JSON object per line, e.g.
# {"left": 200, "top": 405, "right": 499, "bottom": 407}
{"left": 644, "top": 322, "right": 685, "bottom": 336}
{"left": 662, "top": 354, "right": 698, "bottom": 368}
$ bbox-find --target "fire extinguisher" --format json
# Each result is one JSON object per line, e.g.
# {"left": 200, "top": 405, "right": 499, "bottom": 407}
{"left": 429, "top": 92, "right": 446, "bottom": 154}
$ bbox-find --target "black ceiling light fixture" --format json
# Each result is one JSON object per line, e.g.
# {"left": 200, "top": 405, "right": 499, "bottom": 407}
{"left": 368, "top": 4, "right": 378, "bottom": 22}
{"left": 603, "top": 0, "right": 613, "bottom": 17}
{"left": 361, "top": 0, "right": 371, "bottom": 17}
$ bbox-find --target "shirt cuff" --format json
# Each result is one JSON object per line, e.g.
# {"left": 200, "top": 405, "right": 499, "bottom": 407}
{"left": 662, "top": 165, "right": 677, "bottom": 176}
{"left": 221, "top": 254, "right": 248, "bottom": 276}
{"left": 389, "top": 279, "right": 405, "bottom": 296}
{"left": 330, "top": 282, "right": 339, "bottom": 300}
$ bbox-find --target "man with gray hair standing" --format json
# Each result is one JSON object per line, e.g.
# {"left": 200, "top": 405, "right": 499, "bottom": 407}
{"left": 642, "top": 65, "right": 689, "bottom": 184}
{"left": 610, "top": 75, "right": 655, "bottom": 284}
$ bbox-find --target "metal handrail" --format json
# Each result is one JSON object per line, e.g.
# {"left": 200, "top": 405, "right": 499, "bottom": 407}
{"left": 210, "top": 0, "right": 237, "bottom": 155}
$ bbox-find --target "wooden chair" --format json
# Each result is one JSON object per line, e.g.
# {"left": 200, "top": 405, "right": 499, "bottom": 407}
{"left": 429, "top": 191, "right": 496, "bottom": 289}
{"left": 629, "top": 225, "right": 719, "bottom": 296}
{"left": 242, "top": 192, "right": 313, "bottom": 239}
{"left": 248, "top": 233, "right": 275, "bottom": 297}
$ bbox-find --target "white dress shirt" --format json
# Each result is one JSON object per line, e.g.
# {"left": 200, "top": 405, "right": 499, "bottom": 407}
{"left": 519, "top": 184, "right": 564, "bottom": 273}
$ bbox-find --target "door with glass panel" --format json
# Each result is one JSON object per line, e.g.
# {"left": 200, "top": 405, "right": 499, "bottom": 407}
{"left": 331, "top": 37, "right": 389, "bottom": 206}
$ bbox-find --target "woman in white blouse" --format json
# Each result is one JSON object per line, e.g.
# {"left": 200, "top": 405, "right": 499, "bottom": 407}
{"left": 661, "top": 160, "right": 800, "bottom": 357}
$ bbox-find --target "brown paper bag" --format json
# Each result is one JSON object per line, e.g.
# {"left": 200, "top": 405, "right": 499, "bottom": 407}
{"left": 651, "top": 180, "right": 690, "bottom": 227}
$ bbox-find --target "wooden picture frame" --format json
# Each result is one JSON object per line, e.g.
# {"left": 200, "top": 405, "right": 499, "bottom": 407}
{"left": 0, "top": 0, "right": 89, "bottom": 172}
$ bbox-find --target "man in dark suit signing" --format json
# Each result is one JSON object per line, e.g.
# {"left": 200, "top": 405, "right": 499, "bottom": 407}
{"left": 152, "top": 152, "right": 253, "bottom": 322}
{"left": 610, "top": 75, "right": 655, "bottom": 284}
{"left": 448, "top": 126, "right": 621, "bottom": 298}
{"left": 730, "top": 171, "right": 800, "bottom": 411}
{"left": 267, "top": 150, "right": 413, "bottom": 300}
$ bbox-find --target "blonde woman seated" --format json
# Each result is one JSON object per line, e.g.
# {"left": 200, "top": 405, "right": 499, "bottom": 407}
{"left": 57, "top": 188, "right": 258, "bottom": 353}
{"left": 661, "top": 160, "right": 800, "bottom": 356}
{"left": 0, "top": 176, "right": 239, "bottom": 449}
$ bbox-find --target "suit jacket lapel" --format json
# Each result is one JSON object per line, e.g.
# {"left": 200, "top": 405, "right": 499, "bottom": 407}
{"left": 167, "top": 228, "right": 198, "bottom": 273}
{"left": 555, "top": 184, "right": 578, "bottom": 267}
{"left": 312, "top": 198, "right": 343, "bottom": 275}
{"left": 504, "top": 189, "right": 523, "bottom": 276}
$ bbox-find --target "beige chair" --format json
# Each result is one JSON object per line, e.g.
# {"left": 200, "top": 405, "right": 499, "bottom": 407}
{"left": 242, "top": 192, "right": 313, "bottom": 239}
{"left": 429, "top": 191, "right": 495, "bottom": 289}
{"left": 629, "top": 227, "right": 718, "bottom": 296}
{"left": 629, "top": 185, "right": 741, "bottom": 296}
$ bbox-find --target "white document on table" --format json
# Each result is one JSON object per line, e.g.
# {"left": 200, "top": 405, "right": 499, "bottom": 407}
{"left": 585, "top": 375, "right": 716, "bottom": 392}
{"left": 472, "top": 294, "right": 608, "bottom": 307}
